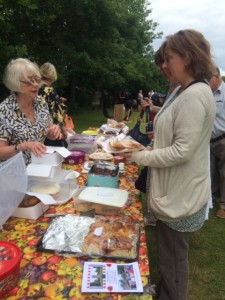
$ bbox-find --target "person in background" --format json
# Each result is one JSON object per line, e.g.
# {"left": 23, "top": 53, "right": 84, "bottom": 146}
{"left": 0, "top": 58, "right": 62, "bottom": 165}
{"left": 141, "top": 93, "right": 166, "bottom": 124}
{"left": 39, "top": 62, "right": 68, "bottom": 147}
{"left": 141, "top": 41, "right": 180, "bottom": 127}
{"left": 124, "top": 97, "right": 137, "bottom": 121}
{"left": 209, "top": 66, "right": 225, "bottom": 218}
{"left": 120, "top": 29, "right": 216, "bottom": 300}
{"left": 148, "top": 89, "right": 155, "bottom": 99}
{"left": 137, "top": 89, "right": 143, "bottom": 112}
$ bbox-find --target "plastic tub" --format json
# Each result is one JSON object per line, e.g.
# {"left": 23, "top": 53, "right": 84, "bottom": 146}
{"left": 63, "top": 150, "right": 85, "bottom": 165}
{"left": 73, "top": 186, "right": 128, "bottom": 215}
{"left": 0, "top": 241, "right": 22, "bottom": 298}
{"left": 87, "top": 164, "right": 119, "bottom": 188}
{"left": 0, "top": 153, "right": 27, "bottom": 227}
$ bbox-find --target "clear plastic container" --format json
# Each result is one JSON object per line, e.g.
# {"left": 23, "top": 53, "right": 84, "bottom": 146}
{"left": 73, "top": 186, "right": 128, "bottom": 215}
{"left": 27, "top": 170, "right": 78, "bottom": 205}
{"left": 0, "top": 153, "right": 27, "bottom": 227}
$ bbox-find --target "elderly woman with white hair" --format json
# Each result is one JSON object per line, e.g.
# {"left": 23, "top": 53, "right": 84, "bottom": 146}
{"left": 0, "top": 58, "right": 62, "bottom": 165}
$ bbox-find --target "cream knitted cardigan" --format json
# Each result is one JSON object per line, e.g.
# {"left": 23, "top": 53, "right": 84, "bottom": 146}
{"left": 131, "top": 82, "right": 215, "bottom": 221}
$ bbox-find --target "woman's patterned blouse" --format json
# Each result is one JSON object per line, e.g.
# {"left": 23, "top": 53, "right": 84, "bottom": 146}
{"left": 0, "top": 94, "right": 52, "bottom": 165}
{"left": 38, "top": 84, "right": 67, "bottom": 126}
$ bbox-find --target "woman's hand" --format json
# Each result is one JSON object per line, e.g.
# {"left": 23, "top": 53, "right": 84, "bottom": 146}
{"left": 20, "top": 141, "right": 47, "bottom": 157}
{"left": 147, "top": 131, "right": 154, "bottom": 140}
{"left": 141, "top": 99, "right": 150, "bottom": 108}
{"left": 61, "top": 126, "right": 68, "bottom": 140}
{"left": 117, "top": 152, "right": 132, "bottom": 159}
{"left": 47, "top": 124, "right": 62, "bottom": 140}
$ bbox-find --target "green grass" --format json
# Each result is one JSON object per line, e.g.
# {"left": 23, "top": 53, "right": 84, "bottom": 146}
{"left": 71, "top": 107, "right": 143, "bottom": 133}
{"left": 73, "top": 108, "right": 225, "bottom": 300}
{"left": 145, "top": 200, "right": 225, "bottom": 300}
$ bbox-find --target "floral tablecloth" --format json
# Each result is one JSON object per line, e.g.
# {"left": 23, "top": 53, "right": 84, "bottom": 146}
{"left": 0, "top": 161, "right": 153, "bottom": 300}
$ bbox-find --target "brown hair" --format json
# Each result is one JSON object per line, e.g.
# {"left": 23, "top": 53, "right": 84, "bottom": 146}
{"left": 165, "top": 29, "right": 215, "bottom": 80}
{"left": 155, "top": 41, "right": 167, "bottom": 67}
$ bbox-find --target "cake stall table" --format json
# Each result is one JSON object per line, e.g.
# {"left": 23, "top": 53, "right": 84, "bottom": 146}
{"left": 0, "top": 160, "right": 153, "bottom": 300}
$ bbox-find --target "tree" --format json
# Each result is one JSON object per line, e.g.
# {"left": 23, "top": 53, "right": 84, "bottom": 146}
{"left": 0, "top": 0, "right": 166, "bottom": 106}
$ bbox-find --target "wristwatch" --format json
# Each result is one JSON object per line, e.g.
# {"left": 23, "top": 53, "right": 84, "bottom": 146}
{"left": 15, "top": 144, "right": 20, "bottom": 153}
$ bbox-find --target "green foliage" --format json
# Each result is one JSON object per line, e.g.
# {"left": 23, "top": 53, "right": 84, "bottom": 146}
{"left": 0, "top": 0, "right": 166, "bottom": 105}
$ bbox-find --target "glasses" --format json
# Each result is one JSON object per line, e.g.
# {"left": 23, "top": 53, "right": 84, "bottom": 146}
{"left": 20, "top": 77, "right": 42, "bottom": 86}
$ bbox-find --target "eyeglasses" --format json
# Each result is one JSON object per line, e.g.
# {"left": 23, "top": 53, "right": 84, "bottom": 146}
{"left": 20, "top": 77, "right": 42, "bottom": 86}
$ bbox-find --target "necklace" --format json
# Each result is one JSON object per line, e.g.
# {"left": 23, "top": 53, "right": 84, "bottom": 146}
{"left": 21, "top": 106, "right": 35, "bottom": 122}
{"left": 26, "top": 109, "right": 34, "bottom": 116}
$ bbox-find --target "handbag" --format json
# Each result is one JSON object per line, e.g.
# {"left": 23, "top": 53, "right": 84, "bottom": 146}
{"left": 128, "top": 120, "right": 150, "bottom": 147}
{"left": 128, "top": 107, "right": 152, "bottom": 147}
{"left": 135, "top": 166, "right": 148, "bottom": 193}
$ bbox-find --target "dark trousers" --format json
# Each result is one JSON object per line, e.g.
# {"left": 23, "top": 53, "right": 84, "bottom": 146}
{"left": 210, "top": 138, "right": 225, "bottom": 209}
{"left": 156, "top": 220, "right": 191, "bottom": 300}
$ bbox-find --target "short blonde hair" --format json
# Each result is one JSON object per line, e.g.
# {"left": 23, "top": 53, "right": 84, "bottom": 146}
{"left": 40, "top": 62, "right": 57, "bottom": 82}
{"left": 3, "top": 58, "right": 41, "bottom": 93}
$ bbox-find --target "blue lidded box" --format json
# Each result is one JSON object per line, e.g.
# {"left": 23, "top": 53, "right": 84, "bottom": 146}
{"left": 87, "top": 163, "right": 119, "bottom": 188}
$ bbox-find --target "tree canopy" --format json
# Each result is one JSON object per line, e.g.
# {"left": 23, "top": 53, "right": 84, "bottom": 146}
{"left": 0, "top": 0, "right": 167, "bottom": 107}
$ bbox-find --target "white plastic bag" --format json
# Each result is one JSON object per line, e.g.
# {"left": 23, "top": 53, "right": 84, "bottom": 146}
{"left": 0, "top": 153, "right": 27, "bottom": 227}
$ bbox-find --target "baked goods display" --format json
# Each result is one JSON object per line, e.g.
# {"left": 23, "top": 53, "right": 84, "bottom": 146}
{"left": 89, "top": 152, "right": 113, "bottom": 161}
{"left": 29, "top": 183, "right": 61, "bottom": 199}
{"left": 108, "top": 139, "right": 143, "bottom": 152}
{"left": 19, "top": 196, "right": 40, "bottom": 208}
{"left": 74, "top": 186, "right": 127, "bottom": 215}
{"left": 39, "top": 215, "right": 140, "bottom": 260}
{"left": 82, "top": 215, "right": 140, "bottom": 259}
{"left": 99, "top": 120, "right": 129, "bottom": 135}
{"left": 107, "top": 119, "right": 126, "bottom": 129}
{"left": 89, "top": 164, "right": 118, "bottom": 177}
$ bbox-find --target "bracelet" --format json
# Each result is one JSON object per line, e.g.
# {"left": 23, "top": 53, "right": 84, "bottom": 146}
{"left": 15, "top": 144, "right": 20, "bottom": 153}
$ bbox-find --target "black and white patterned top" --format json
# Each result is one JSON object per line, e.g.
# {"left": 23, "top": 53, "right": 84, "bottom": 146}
{"left": 0, "top": 94, "right": 52, "bottom": 165}
{"left": 38, "top": 84, "right": 67, "bottom": 126}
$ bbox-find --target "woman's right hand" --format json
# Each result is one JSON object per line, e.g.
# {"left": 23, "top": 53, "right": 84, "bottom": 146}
{"left": 147, "top": 131, "right": 154, "bottom": 140}
{"left": 47, "top": 124, "right": 62, "bottom": 140}
{"left": 20, "top": 141, "right": 47, "bottom": 157}
{"left": 141, "top": 99, "right": 150, "bottom": 108}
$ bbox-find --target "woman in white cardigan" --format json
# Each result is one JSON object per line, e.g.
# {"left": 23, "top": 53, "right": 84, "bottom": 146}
{"left": 122, "top": 29, "right": 216, "bottom": 300}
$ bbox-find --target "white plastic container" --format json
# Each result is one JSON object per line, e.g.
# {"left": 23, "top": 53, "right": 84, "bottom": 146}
{"left": 27, "top": 170, "right": 78, "bottom": 206}
{"left": 0, "top": 153, "right": 27, "bottom": 227}
{"left": 27, "top": 163, "right": 62, "bottom": 179}
{"left": 12, "top": 196, "right": 49, "bottom": 220}
{"left": 73, "top": 186, "right": 128, "bottom": 215}
{"left": 31, "top": 146, "right": 71, "bottom": 165}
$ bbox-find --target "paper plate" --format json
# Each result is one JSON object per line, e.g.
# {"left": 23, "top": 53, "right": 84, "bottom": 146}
{"left": 89, "top": 152, "right": 113, "bottom": 161}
